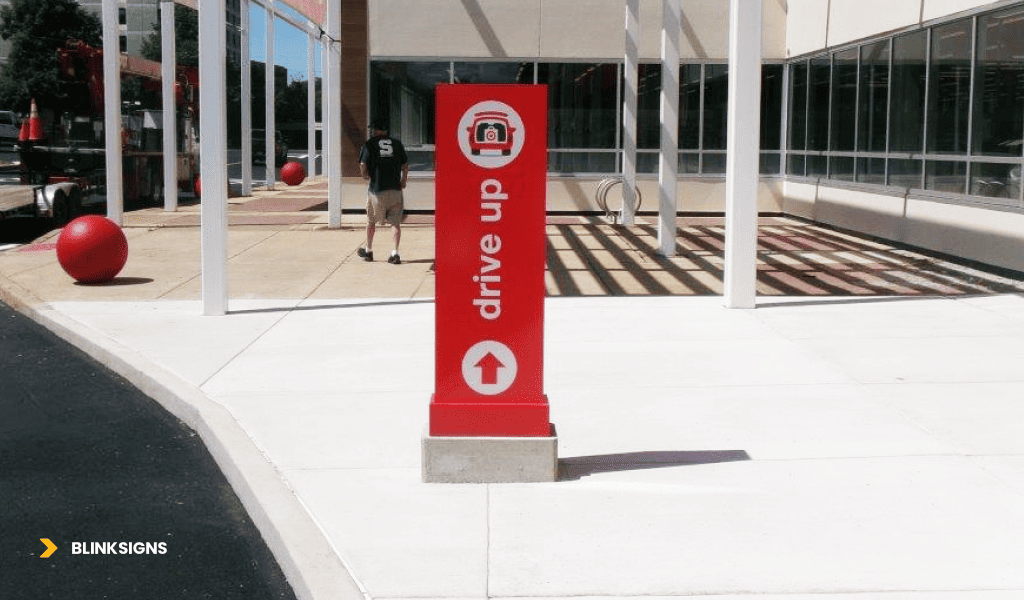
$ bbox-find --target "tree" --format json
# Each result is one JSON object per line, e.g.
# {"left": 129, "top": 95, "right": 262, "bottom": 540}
{"left": 139, "top": 4, "right": 198, "bottom": 67}
{"left": 0, "top": 0, "right": 101, "bottom": 113}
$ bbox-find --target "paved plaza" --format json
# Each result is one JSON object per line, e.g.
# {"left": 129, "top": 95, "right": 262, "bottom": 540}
{"left": 3, "top": 177, "right": 1024, "bottom": 599}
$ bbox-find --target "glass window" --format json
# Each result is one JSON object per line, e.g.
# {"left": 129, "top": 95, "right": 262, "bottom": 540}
{"left": 830, "top": 156, "right": 855, "bottom": 181}
{"left": 703, "top": 64, "right": 729, "bottom": 151}
{"left": 680, "top": 153, "right": 700, "bottom": 174}
{"left": 548, "top": 152, "right": 617, "bottom": 174}
{"left": 453, "top": 62, "right": 534, "bottom": 84}
{"left": 972, "top": 7, "right": 1024, "bottom": 157}
{"left": 807, "top": 155, "right": 827, "bottom": 176}
{"left": 761, "top": 64, "right": 783, "bottom": 150}
{"left": 858, "top": 40, "right": 889, "bottom": 153}
{"left": 702, "top": 152, "right": 726, "bottom": 174}
{"left": 857, "top": 157, "right": 886, "bottom": 185}
{"left": 806, "top": 56, "right": 830, "bottom": 151}
{"left": 680, "top": 65, "right": 701, "bottom": 150}
{"left": 635, "top": 63, "right": 660, "bottom": 150}
{"left": 889, "top": 158, "right": 922, "bottom": 188}
{"left": 890, "top": 31, "right": 927, "bottom": 153}
{"left": 925, "top": 160, "right": 967, "bottom": 193}
{"left": 788, "top": 61, "right": 808, "bottom": 151}
{"left": 370, "top": 61, "right": 449, "bottom": 149}
{"left": 540, "top": 63, "right": 618, "bottom": 149}
{"left": 928, "top": 20, "right": 972, "bottom": 154}
{"left": 970, "top": 162, "right": 1021, "bottom": 199}
{"left": 830, "top": 49, "right": 857, "bottom": 151}
{"left": 787, "top": 154, "right": 806, "bottom": 176}
{"left": 761, "top": 153, "right": 781, "bottom": 175}
{"left": 636, "top": 151, "right": 659, "bottom": 174}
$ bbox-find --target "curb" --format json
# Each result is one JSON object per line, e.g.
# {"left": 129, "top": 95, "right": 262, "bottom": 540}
{"left": 0, "top": 272, "right": 367, "bottom": 600}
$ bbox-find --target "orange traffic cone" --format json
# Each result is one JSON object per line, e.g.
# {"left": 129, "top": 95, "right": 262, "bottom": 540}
{"left": 18, "top": 117, "right": 30, "bottom": 143}
{"left": 27, "top": 98, "right": 44, "bottom": 142}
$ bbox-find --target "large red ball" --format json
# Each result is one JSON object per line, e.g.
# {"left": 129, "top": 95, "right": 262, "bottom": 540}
{"left": 280, "top": 161, "right": 306, "bottom": 186}
{"left": 56, "top": 216, "right": 129, "bottom": 284}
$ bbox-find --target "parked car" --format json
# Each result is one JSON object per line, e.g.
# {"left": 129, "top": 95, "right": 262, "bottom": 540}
{"left": 0, "top": 110, "right": 20, "bottom": 145}
{"left": 252, "top": 129, "right": 288, "bottom": 165}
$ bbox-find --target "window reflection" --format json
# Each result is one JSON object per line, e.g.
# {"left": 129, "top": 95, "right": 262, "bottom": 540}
{"left": 928, "top": 21, "right": 971, "bottom": 154}
{"left": 858, "top": 41, "right": 889, "bottom": 153}
{"left": 889, "top": 158, "right": 922, "bottom": 188}
{"left": 971, "top": 163, "right": 1021, "bottom": 199}
{"left": 788, "top": 61, "right": 808, "bottom": 151}
{"left": 926, "top": 160, "right": 966, "bottom": 193}
{"left": 761, "top": 65, "right": 784, "bottom": 151}
{"left": 703, "top": 64, "right": 729, "bottom": 151}
{"left": 369, "top": 61, "right": 448, "bottom": 156}
{"left": 540, "top": 63, "right": 618, "bottom": 149}
{"left": 972, "top": 7, "right": 1024, "bottom": 157}
{"left": 831, "top": 49, "right": 857, "bottom": 152}
{"left": 890, "top": 31, "right": 927, "bottom": 153}
{"left": 857, "top": 157, "right": 886, "bottom": 185}
{"left": 807, "top": 56, "right": 830, "bottom": 151}
{"left": 681, "top": 65, "right": 701, "bottom": 150}
{"left": 453, "top": 62, "right": 534, "bottom": 84}
{"left": 635, "top": 63, "right": 661, "bottom": 150}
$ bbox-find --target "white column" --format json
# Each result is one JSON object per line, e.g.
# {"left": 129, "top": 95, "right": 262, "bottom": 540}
{"left": 160, "top": 0, "right": 177, "bottom": 211}
{"left": 241, "top": 0, "right": 252, "bottom": 195}
{"left": 101, "top": 0, "right": 123, "bottom": 225}
{"left": 326, "top": 1, "right": 343, "bottom": 228}
{"left": 621, "top": 0, "right": 640, "bottom": 226}
{"left": 657, "top": 0, "right": 680, "bottom": 255}
{"left": 200, "top": 0, "right": 229, "bottom": 316}
{"left": 723, "top": 0, "right": 762, "bottom": 309}
{"left": 265, "top": 0, "right": 276, "bottom": 190}
{"left": 307, "top": 26, "right": 316, "bottom": 177}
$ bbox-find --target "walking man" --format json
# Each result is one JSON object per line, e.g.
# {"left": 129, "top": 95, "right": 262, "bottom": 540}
{"left": 358, "top": 117, "right": 409, "bottom": 264}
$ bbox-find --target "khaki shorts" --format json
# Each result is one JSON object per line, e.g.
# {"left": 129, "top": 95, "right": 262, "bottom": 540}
{"left": 367, "top": 189, "right": 404, "bottom": 226}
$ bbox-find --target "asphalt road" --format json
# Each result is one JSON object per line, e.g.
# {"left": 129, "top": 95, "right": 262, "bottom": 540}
{"left": 0, "top": 301, "right": 297, "bottom": 600}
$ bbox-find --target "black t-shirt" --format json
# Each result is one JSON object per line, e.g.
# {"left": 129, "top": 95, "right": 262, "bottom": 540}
{"left": 359, "top": 135, "right": 408, "bottom": 193}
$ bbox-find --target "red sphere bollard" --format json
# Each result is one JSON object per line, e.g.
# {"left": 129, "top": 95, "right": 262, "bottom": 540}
{"left": 280, "top": 161, "right": 306, "bottom": 186}
{"left": 56, "top": 216, "right": 129, "bottom": 284}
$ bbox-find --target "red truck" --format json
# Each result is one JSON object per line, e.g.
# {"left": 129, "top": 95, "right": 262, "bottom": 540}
{"left": 13, "top": 39, "right": 199, "bottom": 223}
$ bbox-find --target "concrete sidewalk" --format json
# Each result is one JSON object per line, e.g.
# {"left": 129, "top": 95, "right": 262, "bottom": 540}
{"left": 3, "top": 176, "right": 1024, "bottom": 599}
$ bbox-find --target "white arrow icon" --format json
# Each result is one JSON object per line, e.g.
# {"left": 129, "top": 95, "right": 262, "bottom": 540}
{"left": 462, "top": 340, "right": 518, "bottom": 395}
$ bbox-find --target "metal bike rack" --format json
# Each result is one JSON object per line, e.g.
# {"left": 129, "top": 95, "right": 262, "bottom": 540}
{"left": 595, "top": 177, "right": 642, "bottom": 224}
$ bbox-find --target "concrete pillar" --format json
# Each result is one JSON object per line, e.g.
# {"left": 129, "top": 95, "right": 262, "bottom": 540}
{"left": 621, "top": 0, "right": 640, "bottom": 226}
{"left": 723, "top": 0, "right": 763, "bottom": 309}
{"left": 241, "top": 0, "right": 253, "bottom": 196}
{"left": 101, "top": 0, "right": 123, "bottom": 225}
{"left": 160, "top": 0, "right": 177, "bottom": 212}
{"left": 265, "top": 0, "right": 276, "bottom": 190}
{"left": 327, "top": 0, "right": 343, "bottom": 228}
{"left": 658, "top": 0, "right": 680, "bottom": 256}
{"left": 200, "top": 0, "right": 229, "bottom": 316}
{"left": 307, "top": 28, "right": 317, "bottom": 178}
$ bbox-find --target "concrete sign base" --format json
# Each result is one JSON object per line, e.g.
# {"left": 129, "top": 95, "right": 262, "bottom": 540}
{"left": 422, "top": 426, "right": 558, "bottom": 483}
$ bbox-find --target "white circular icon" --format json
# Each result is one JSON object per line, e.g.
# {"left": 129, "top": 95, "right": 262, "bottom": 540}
{"left": 461, "top": 340, "right": 518, "bottom": 395}
{"left": 458, "top": 101, "right": 526, "bottom": 169}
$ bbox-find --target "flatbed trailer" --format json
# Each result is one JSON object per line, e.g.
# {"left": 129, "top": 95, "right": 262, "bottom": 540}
{"left": 0, "top": 182, "right": 83, "bottom": 224}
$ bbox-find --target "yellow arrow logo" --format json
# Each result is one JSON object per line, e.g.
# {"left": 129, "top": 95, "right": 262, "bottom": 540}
{"left": 40, "top": 538, "right": 57, "bottom": 558}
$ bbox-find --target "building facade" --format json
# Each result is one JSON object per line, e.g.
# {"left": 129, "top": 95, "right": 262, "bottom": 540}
{"left": 364, "top": 0, "right": 1024, "bottom": 272}
{"left": 76, "top": 0, "right": 241, "bottom": 63}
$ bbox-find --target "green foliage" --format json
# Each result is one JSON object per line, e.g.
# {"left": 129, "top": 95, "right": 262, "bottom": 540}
{"left": 140, "top": 4, "right": 198, "bottom": 66}
{"left": 0, "top": 0, "right": 101, "bottom": 112}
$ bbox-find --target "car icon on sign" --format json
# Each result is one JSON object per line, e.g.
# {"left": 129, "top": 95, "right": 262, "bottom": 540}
{"left": 467, "top": 111, "right": 516, "bottom": 156}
